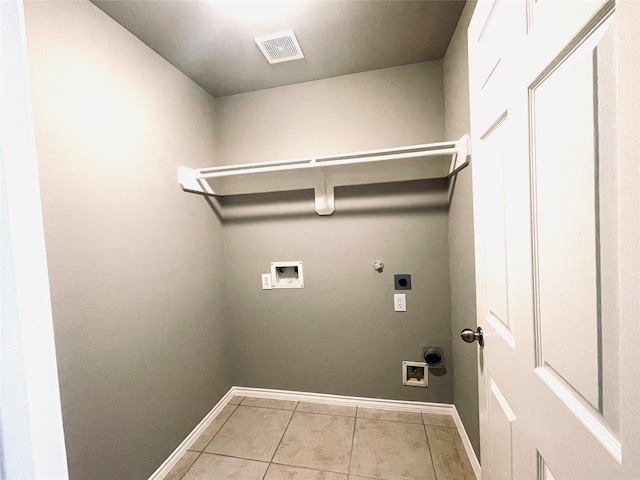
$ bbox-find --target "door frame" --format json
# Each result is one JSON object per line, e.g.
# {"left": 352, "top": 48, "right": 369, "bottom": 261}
{"left": 1, "top": 0, "right": 68, "bottom": 477}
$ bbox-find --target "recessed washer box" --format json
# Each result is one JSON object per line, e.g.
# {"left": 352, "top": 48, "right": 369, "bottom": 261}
{"left": 270, "top": 261, "right": 304, "bottom": 289}
{"left": 403, "top": 361, "right": 428, "bottom": 387}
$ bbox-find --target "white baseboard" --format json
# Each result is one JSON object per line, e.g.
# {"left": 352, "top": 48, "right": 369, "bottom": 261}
{"left": 452, "top": 405, "right": 482, "bottom": 479}
{"left": 230, "top": 386, "right": 456, "bottom": 414}
{"left": 148, "top": 386, "right": 480, "bottom": 480}
{"left": 147, "top": 389, "right": 236, "bottom": 480}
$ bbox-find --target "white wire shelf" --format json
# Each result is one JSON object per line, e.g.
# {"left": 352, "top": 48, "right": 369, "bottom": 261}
{"left": 178, "top": 135, "right": 470, "bottom": 215}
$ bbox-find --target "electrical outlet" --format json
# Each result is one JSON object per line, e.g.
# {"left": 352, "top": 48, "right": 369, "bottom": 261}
{"left": 261, "top": 273, "right": 272, "bottom": 290}
{"left": 394, "top": 293, "right": 407, "bottom": 312}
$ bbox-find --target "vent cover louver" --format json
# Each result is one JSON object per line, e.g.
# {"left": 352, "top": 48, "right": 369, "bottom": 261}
{"left": 255, "top": 31, "right": 304, "bottom": 64}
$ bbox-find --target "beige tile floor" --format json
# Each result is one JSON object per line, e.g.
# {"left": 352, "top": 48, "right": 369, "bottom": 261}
{"left": 166, "top": 396, "right": 475, "bottom": 480}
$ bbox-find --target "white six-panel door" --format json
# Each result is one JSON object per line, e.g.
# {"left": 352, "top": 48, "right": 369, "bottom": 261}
{"left": 468, "top": 1, "right": 640, "bottom": 478}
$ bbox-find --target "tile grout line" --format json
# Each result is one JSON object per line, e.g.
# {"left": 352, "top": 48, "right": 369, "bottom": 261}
{"left": 260, "top": 467, "right": 268, "bottom": 480}
{"left": 268, "top": 401, "right": 299, "bottom": 464}
{"left": 196, "top": 451, "right": 271, "bottom": 463}
{"left": 296, "top": 402, "right": 357, "bottom": 418}
{"left": 423, "top": 422, "right": 439, "bottom": 480}
{"left": 422, "top": 411, "right": 459, "bottom": 429}
{"left": 268, "top": 459, "right": 349, "bottom": 476}
{"left": 356, "top": 409, "right": 425, "bottom": 425}
{"left": 177, "top": 451, "right": 203, "bottom": 480}
{"left": 238, "top": 405, "right": 297, "bottom": 412}
{"left": 255, "top": 397, "right": 271, "bottom": 480}
{"left": 238, "top": 403, "right": 298, "bottom": 412}
{"left": 179, "top": 401, "right": 249, "bottom": 479}
{"left": 269, "top": 405, "right": 356, "bottom": 477}
{"left": 296, "top": 410, "right": 355, "bottom": 418}
{"left": 183, "top": 450, "right": 272, "bottom": 479}
{"left": 356, "top": 417, "right": 424, "bottom": 425}
{"left": 202, "top": 402, "right": 299, "bottom": 466}
{"left": 347, "top": 409, "right": 360, "bottom": 477}
{"left": 194, "top": 403, "right": 239, "bottom": 453}
{"left": 259, "top": 461, "right": 269, "bottom": 480}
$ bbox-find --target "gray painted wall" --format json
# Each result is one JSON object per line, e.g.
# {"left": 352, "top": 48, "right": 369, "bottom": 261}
{"left": 24, "top": 2, "right": 230, "bottom": 479}
{"left": 443, "top": 0, "right": 480, "bottom": 459}
{"left": 215, "top": 62, "right": 446, "bottom": 164}
{"left": 23, "top": 2, "right": 480, "bottom": 475}
{"left": 217, "top": 63, "right": 454, "bottom": 403}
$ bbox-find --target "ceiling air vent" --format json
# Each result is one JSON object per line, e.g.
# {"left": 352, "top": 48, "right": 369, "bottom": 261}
{"left": 255, "top": 31, "right": 304, "bottom": 64}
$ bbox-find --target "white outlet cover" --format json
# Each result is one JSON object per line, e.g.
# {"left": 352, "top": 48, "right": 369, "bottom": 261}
{"left": 394, "top": 293, "right": 407, "bottom": 312}
{"left": 261, "top": 273, "right": 272, "bottom": 290}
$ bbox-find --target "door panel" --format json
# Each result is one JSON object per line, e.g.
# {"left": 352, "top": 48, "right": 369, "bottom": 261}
{"left": 472, "top": 1, "right": 519, "bottom": 137}
{"left": 529, "top": 21, "right": 602, "bottom": 411}
{"left": 593, "top": 23, "right": 619, "bottom": 436}
{"left": 480, "top": 115, "right": 510, "bottom": 331}
{"left": 530, "top": 15, "right": 619, "bottom": 434}
{"left": 469, "top": 1, "right": 639, "bottom": 478}
{"left": 537, "top": 453, "right": 558, "bottom": 480}
{"left": 487, "top": 376, "right": 516, "bottom": 480}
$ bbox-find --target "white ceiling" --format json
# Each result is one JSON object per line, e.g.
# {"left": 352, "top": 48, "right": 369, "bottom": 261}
{"left": 91, "top": 0, "right": 465, "bottom": 98}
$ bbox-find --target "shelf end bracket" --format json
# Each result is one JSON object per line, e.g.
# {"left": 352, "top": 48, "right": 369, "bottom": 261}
{"left": 178, "top": 166, "right": 214, "bottom": 195}
{"left": 314, "top": 167, "right": 335, "bottom": 215}
{"left": 447, "top": 134, "right": 471, "bottom": 177}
